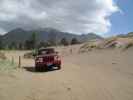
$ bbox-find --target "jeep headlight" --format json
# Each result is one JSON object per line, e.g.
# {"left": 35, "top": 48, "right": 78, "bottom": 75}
{"left": 54, "top": 56, "right": 60, "bottom": 60}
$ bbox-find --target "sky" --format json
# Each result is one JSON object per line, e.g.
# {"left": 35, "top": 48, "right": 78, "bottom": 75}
{"left": 109, "top": 0, "right": 133, "bottom": 36}
{"left": 0, "top": 0, "right": 132, "bottom": 36}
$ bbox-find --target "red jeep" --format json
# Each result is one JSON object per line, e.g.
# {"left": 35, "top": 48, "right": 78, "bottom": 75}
{"left": 35, "top": 48, "right": 61, "bottom": 71}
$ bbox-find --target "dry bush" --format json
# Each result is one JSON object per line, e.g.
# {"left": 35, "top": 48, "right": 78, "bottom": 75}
{"left": 23, "top": 52, "right": 34, "bottom": 59}
{"left": 101, "top": 37, "right": 117, "bottom": 49}
{"left": 123, "top": 42, "right": 133, "bottom": 50}
{"left": 79, "top": 41, "right": 98, "bottom": 52}
{"left": 0, "top": 52, "right": 6, "bottom": 60}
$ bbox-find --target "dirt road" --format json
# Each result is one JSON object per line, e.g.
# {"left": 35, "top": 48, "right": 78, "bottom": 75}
{"left": 0, "top": 50, "right": 133, "bottom": 100}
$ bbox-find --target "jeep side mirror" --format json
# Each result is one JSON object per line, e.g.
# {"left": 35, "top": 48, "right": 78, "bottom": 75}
{"left": 55, "top": 51, "right": 59, "bottom": 54}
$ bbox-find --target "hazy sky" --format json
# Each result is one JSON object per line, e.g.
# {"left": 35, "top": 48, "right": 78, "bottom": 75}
{"left": 0, "top": 0, "right": 131, "bottom": 36}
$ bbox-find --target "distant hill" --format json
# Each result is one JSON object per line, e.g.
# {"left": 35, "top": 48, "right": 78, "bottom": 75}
{"left": 117, "top": 32, "right": 133, "bottom": 38}
{"left": 1, "top": 28, "right": 103, "bottom": 45}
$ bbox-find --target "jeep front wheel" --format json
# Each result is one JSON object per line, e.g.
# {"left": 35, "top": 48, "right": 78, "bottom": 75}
{"left": 57, "top": 65, "right": 61, "bottom": 70}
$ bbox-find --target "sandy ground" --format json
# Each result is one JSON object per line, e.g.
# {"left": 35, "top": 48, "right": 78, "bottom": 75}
{"left": 0, "top": 48, "right": 133, "bottom": 100}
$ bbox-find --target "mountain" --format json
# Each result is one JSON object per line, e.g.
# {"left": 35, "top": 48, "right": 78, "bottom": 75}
{"left": 2, "top": 28, "right": 31, "bottom": 44}
{"left": 117, "top": 32, "right": 133, "bottom": 38}
{"left": 1, "top": 28, "right": 103, "bottom": 45}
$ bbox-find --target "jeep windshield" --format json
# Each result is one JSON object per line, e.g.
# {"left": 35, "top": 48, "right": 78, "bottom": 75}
{"left": 38, "top": 48, "right": 55, "bottom": 55}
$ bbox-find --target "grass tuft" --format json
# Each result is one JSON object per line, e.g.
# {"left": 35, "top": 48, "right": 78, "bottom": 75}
{"left": 0, "top": 59, "right": 17, "bottom": 71}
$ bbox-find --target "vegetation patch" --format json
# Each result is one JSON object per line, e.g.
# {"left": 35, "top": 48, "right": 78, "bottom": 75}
{"left": 0, "top": 59, "right": 17, "bottom": 71}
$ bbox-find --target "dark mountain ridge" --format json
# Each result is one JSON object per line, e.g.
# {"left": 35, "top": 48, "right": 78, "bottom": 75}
{"left": 1, "top": 28, "right": 103, "bottom": 45}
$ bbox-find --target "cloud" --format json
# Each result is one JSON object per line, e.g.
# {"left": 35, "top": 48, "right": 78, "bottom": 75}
{"left": 0, "top": 0, "right": 119, "bottom": 35}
